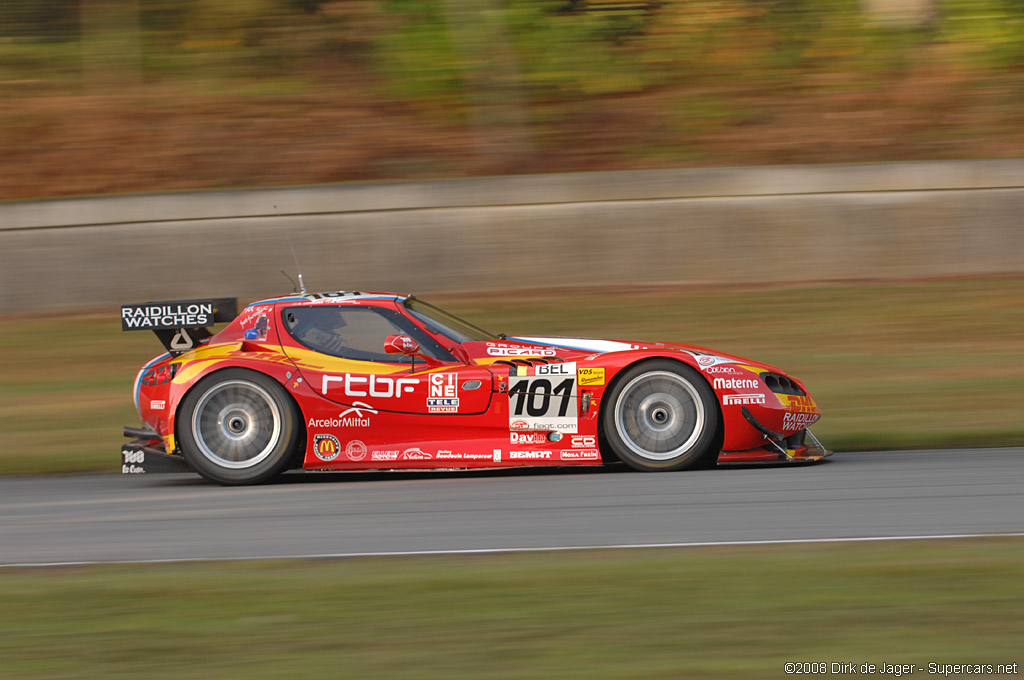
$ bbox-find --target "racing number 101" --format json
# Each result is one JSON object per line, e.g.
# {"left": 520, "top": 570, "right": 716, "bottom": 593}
{"left": 509, "top": 378, "right": 573, "bottom": 417}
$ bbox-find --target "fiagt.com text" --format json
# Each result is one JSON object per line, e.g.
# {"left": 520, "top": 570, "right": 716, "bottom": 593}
{"left": 784, "top": 662, "right": 1018, "bottom": 677}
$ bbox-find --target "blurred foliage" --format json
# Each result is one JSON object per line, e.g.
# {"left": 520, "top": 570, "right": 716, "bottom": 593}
{"left": 3, "top": 0, "right": 1024, "bottom": 196}
{"left": 941, "top": 0, "right": 1024, "bottom": 68}
{"left": 0, "top": 0, "right": 80, "bottom": 40}
{"left": 4, "top": 0, "right": 1023, "bottom": 89}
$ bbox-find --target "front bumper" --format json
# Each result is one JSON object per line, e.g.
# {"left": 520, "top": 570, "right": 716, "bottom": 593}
{"left": 717, "top": 437, "right": 832, "bottom": 465}
{"left": 718, "top": 410, "right": 832, "bottom": 465}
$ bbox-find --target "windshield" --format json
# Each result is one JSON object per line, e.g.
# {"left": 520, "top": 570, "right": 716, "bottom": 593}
{"left": 404, "top": 298, "right": 497, "bottom": 344}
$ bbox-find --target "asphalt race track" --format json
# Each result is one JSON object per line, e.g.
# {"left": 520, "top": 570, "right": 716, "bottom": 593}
{"left": 2, "top": 448, "right": 1022, "bottom": 566}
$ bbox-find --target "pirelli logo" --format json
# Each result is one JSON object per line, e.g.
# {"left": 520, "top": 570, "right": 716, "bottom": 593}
{"left": 723, "top": 394, "right": 766, "bottom": 406}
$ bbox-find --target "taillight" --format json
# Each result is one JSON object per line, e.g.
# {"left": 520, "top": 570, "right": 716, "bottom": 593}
{"left": 141, "top": 362, "right": 178, "bottom": 387}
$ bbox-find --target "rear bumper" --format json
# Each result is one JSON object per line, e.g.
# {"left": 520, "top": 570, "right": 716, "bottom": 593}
{"left": 122, "top": 426, "right": 191, "bottom": 474}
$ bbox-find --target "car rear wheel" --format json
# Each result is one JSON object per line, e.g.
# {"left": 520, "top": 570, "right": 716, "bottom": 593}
{"left": 179, "top": 369, "right": 299, "bottom": 485}
{"left": 602, "top": 360, "right": 719, "bottom": 471}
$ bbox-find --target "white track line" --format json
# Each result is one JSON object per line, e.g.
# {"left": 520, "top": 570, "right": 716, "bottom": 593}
{"left": 3, "top": 532, "right": 1024, "bottom": 569}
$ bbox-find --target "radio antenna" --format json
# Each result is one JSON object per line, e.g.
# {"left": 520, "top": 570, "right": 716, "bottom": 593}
{"left": 278, "top": 205, "right": 307, "bottom": 295}
{"left": 281, "top": 270, "right": 298, "bottom": 293}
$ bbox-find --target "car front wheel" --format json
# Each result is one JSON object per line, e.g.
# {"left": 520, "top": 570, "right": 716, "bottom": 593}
{"left": 602, "top": 360, "right": 719, "bottom": 471}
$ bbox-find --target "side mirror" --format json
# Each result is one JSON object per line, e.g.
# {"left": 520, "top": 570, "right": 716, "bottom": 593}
{"left": 384, "top": 334, "right": 420, "bottom": 356}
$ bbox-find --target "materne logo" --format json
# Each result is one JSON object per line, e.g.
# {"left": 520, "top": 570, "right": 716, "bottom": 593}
{"left": 713, "top": 377, "right": 760, "bottom": 390}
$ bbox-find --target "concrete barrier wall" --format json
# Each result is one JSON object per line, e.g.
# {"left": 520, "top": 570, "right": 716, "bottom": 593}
{"left": 2, "top": 159, "right": 1023, "bottom": 313}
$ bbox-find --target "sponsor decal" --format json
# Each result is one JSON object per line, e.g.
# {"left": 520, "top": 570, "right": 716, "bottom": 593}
{"left": 371, "top": 450, "right": 399, "bottom": 461}
{"left": 308, "top": 291, "right": 371, "bottom": 301}
{"left": 307, "top": 402, "right": 377, "bottom": 428}
{"left": 122, "top": 448, "right": 147, "bottom": 473}
{"left": 723, "top": 394, "right": 766, "bottom": 406}
{"left": 123, "top": 449, "right": 145, "bottom": 465}
{"left": 423, "top": 391, "right": 460, "bottom": 411}
{"left": 493, "top": 449, "right": 502, "bottom": 462}
{"left": 243, "top": 313, "right": 269, "bottom": 341}
{"left": 783, "top": 412, "right": 820, "bottom": 430}
{"left": 577, "top": 367, "right": 605, "bottom": 386}
{"left": 391, "top": 335, "right": 419, "bottom": 353}
{"left": 150, "top": 400, "right": 166, "bottom": 410}
{"left": 510, "top": 450, "right": 554, "bottom": 460}
{"left": 121, "top": 301, "right": 215, "bottom": 330}
{"left": 512, "top": 337, "right": 640, "bottom": 353}
{"left": 559, "top": 449, "right": 601, "bottom": 461}
{"left": 697, "top": 356, "right": 716, "bottom": 366}
{"left": 510, "top": 432, "right": 548, "bottom": 445}
{"left": 704, "top": 365, "right": 740, "bottom": 375}
{"left": 713, "top": 377, "right": 760, "bottom": 390}
{"left": 345, "top": 439, "right": 367, "bottom": 461}
{"left": 321, "top": 374, "right": 419, "bottom": 398}
{"left": 306, "top": 297, "right": 360, "bottom": 305}
{"left": 535, "top": 362, "right": 575, "bottom": 376}
{"left": 435, "top": 450, "right": 498, "bottom": 461}
{"left": 780, "top": 394, "right": 818, "bottom": 413}
{"left": 169, "top": 328, "right": 195, "bottom": 351}
{"left": 339, "top": 403, "right": 377, "bottom": 417}
{"left": 570, "top": 435, "right": 597, "bottom": 448}
{"left": 313, "top": 434, "right": 341, "bottom": 461}
{"left": 508, "top": 375, "right": 578, "bottom": 433}
{"left": 427, "top": 399, "right": 459, "bottom": 413}
{"left": 486, "top": 344, "right": 557, "bottom": 357}
{"left": 239, "top": 304, "right": 273, "bottom": 325}
{"left": 430, "top": 373, "right": 457, "bottom": 396}
{"left": 402, "top": 447, "right": 432, "bottom": 460}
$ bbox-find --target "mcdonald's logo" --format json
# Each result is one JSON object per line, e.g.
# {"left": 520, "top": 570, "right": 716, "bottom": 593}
{"left": 313, "top": 434, "right": 341, "bottom": 461}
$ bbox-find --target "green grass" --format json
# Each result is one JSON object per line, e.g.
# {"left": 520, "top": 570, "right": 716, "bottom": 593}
{"left": 1, "top": 539, "right": 1022, "bottom": 679}
{"left": 1, "top": 277, "right": 1022, "bottom": 475}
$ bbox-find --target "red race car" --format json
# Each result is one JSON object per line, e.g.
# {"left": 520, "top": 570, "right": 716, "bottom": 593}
{"left": 122, "top": 291, "right": 829, "bottom": 485}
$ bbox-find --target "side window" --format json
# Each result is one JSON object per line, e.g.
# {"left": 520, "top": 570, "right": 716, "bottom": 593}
{"left": 283, "top": 306, "right": 451, "bottom": 363}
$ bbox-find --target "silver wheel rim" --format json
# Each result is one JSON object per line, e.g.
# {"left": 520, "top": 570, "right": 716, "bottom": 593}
{"left": 613, "top": 371, "right": 705, "bottom": 461}
{"left": 191, "top": 380, "right": 282, "bottom": 469}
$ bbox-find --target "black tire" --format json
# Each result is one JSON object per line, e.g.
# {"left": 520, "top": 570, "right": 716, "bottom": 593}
{"left": 601, "top": 359, "right": 719, "bottom": 471}
{"left": 178, "top": 369, "right": 300, "bottom": 485}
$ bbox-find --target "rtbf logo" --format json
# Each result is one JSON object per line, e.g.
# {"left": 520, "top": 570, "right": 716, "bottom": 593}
{"left": 322, "top": 374, "right": 419, "bottom": 398}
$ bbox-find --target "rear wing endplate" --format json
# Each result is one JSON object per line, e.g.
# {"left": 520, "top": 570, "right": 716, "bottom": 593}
{"left": 121, "top": 298, "right": 238, "bottom": 355}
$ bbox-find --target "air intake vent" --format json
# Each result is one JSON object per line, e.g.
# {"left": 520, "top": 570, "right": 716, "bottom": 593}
{"left": 762, "top": 372, "right": 805, "bottom": 396}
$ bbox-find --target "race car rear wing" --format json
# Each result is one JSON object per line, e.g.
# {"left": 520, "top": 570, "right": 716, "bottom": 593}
{"left": 121, "top": 298, "right": 237, "bottom": 355}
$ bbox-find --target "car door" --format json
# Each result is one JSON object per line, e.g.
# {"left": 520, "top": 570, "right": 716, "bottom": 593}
{"left": 278, "top": 303, "right": 493, "bottom": 416}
